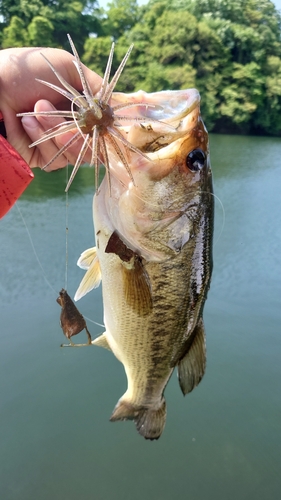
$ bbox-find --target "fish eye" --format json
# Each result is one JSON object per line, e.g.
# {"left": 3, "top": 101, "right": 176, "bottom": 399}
{"left": 186, "top": 149, "right": 206, "bottom": 172}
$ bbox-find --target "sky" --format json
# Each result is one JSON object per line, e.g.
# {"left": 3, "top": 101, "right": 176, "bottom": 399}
{"left": 273, "top": 0, "right": 281, "bottom": 9}
{"left": 98, "top": 0, "right": 148, "bottom": 7}
{"left": 98, "top": 0, "right": 281, "bottom": 11}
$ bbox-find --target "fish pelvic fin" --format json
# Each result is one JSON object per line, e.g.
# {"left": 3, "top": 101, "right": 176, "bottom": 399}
{"left": 110, "top": 397, "right": 166, "bottom": 440}
{"left": 74, "top": 249, "right": 101, "bottom": 301}
{"left": 77, "top": 247, "right": 97, "bottom": 269}
{"left": 91, "top": 333, "right": 111, "bottom": 351}
{"left": 177, "top": 318, "right": 206, "bottom": 395}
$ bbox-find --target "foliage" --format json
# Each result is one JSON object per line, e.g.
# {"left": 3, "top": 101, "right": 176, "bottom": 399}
{"left": 0, "top": 0, "right": 101, "bottom": 52}
{"left": 1, "top": 0, "right": 281, "bottom": 134}
{"left": 100, "top": 0, "right": 140, "bottom": 40}
{"left": 83, "top": 35, "right": 113, "bottom": 74}
{"left": 2, "top": 16, "right": 27, "bottom": 48}
{"left": 28, "top": 16, "right": 55, "bottom": 47}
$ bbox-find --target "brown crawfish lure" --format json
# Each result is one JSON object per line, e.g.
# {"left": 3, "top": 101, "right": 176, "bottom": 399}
{"left": 57, "top": 288, "right": 92, "bottom": 347}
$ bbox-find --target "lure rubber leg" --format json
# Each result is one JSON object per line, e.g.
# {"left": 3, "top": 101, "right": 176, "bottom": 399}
{"left": 60, "top": 328, "right": 92, "bottom": 347}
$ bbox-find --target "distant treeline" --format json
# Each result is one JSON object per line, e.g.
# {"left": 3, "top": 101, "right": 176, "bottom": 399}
{"left": 1, "top": 0, "right": 281, "bottom": 135}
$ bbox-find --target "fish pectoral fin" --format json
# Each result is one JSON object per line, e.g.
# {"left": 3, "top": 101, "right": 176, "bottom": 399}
{"left": 110, "top": 397, "right": 166, "bottom": 440}
{"left": 177, "top": 318, "right": 206, "bottom": 395}
{"left": 122, "top": 257, "right": 153, "bottom": 317}
{"left": 91, "top": 333, "right": 111, "bottom": 351}
{"left": 105, "top": 231, "right": 153, "bottom": 315}
{"left": 77, "top": 247, "right": 98, "bottom": 270}
{"left": 74, "top": 256, "right": 102, "bottom": 301}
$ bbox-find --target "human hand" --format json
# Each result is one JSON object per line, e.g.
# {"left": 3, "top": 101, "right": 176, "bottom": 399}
{"left": 0, "top": 47, "right": 102, "bottom": 170}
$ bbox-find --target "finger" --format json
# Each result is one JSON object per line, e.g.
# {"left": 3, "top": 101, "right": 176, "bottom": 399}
{"left": 1, "top": 105, "right": 34, "bottom": 165}
{"left": 34, "top": 100, "right": 93, "bottom": 169}
{"left": 22, "top": 100, "right": 92, "bottom": 170}
{"left": 34, "top": 99, "right": 93, "bottom": 168}
{"left": 55, "top": 130, "right": 93, "bottom": 167}
{"left": 0, "top": 47, "right": 102, "bottom": 114}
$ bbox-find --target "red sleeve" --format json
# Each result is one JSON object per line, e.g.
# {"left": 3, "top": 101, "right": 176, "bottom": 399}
{"left": 0, "top": 114, "right": 34, "bottom": 219}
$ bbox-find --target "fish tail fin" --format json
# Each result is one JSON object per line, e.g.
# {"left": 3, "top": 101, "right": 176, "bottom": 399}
{"left": 110, "top": 397, "right": 166, "bottom": 440}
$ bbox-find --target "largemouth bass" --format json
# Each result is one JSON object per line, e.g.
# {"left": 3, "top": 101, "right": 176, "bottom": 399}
{"left": 75, "top": 89, "right": 214, "bottom": 440}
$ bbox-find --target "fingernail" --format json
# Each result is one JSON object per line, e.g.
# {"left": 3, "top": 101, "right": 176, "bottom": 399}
{"left": 21, "top": 116, "right": 38, "bottom": 129}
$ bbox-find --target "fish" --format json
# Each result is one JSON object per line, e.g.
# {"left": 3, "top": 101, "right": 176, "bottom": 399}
{"left": 75, "top": 89, "right": 214, "bottom": 440}
{"left": 57, "top": 288, "right": 92, "bottom": 347}
{"left": 19, "top": 37, "right": 213, "bottom": 439}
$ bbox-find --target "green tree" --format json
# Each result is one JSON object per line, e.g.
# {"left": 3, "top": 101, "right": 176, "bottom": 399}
{"left": 83, "top": 35, "right": 113, "bottom": 74}
{"left": 219, "top": 62, "right": 263, "bottom": 127}
{"left": 101, "top": 0, "right": 139, "bottom": 40}
{"left": 2, "top": 16, "right": 27, "bottom": 47}
{"left": 254, "top": 55, "right": 281, "bottom": 134}
{"left": 0, "top": 0, "right": 100, "bottom": 52}
{"left": 27, "top": 16, "right": 54, "bottom": 47}
{"left": 48, "top": 1, "right": 100, "bottom": 53}
{"left": 0, "top": 0, "right": 21, "bottom": 24}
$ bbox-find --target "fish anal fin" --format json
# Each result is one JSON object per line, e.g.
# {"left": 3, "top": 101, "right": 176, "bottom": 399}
{"left": 177, "top": 318, "right": 206, "bottom": 395}
{"left": 122, "top": 257, "right": 153, "bottom": 316}
{"left": 91, "top": 333, "right": 111, "bottom": 351}
{"left": 77, "top": 247, "right": 97, "bottom": 270}
{"left": 74, "top": 256, "right": 101, "bottom": 301}
{"left": 110, "top": 397, "right": 166, "bottom": 440}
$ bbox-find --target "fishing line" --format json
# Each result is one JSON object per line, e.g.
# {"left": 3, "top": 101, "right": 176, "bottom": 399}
{"left": 125, "top": 184, "right": 225, "bottom": 245}
{"left": 83, "top": 315, "right": 105, "bottom": 328}
{"left": 16, "top": 195, "right": 104, "bottom": 329}
{"left": 211, "top": 191, "right": 225, "bottom": 247}
{"left": 65, "top": 162, "right": 69, "bottom": 291}
{"left": 15, "top": 202, "right": 57, "bottom": 296}
{"left": 64, "top": 173, "right": 104, "bottom": 329}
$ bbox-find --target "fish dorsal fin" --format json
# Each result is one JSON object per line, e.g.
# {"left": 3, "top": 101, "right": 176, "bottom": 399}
{"left": 77, "top": 247, "right": 98, "bottom": 269}
{"left": 91, "top": 333, "right": 111, "bottom": 351}
{"left": 177, "top": 318, "right": 206, "bottom": 395}
{"left": 74, "top": 253, "right": 101, "bottom": 301}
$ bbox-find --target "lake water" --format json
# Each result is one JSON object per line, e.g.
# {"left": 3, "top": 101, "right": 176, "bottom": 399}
{"left": 0, "top": 134, "right": 280, "bottom": 499}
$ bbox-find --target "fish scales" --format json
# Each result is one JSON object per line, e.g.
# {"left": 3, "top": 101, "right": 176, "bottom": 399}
{"left": 96, "top": 187, "right": 212, "bottom": 382}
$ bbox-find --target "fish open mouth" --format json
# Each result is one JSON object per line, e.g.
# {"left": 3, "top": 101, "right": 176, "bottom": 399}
{"left": 112, "top": 89, "right": 201, "bottom": 154}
